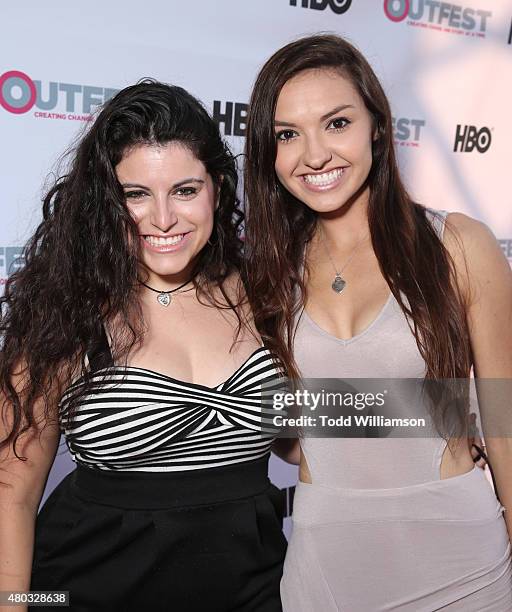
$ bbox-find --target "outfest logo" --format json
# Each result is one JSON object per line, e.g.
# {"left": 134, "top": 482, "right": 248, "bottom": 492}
{"left": 498, "top": 240, "right": 512, "bottom": 266}
{"left": 0, "top": 70, "right": 119, "bottom": 121}
{"left": 383, "top": 0, "right": 492, "bottom": 38}
{"left": 0, "top": 246, "right": 24, "bottom": 286}
{"left": 392, "top": 117, "right": 426, "bottom": 147}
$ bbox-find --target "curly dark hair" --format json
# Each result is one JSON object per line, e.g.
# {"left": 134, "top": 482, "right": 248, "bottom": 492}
{"left": 0, "top": 80, "right": 244, "bottom": 457}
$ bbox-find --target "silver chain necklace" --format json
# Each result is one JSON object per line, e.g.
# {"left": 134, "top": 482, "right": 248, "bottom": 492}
{"left": 320, "top": 225, "right": 369, "bottom": 294}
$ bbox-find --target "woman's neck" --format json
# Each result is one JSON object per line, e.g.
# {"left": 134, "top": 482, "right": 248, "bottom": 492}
{"left": 315, "top": 190, "right": 370, "bottom": 251}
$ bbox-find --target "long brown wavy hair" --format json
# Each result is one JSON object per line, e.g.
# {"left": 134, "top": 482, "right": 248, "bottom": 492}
{"left": 244, "top": 35, "right": 471, "bottom": 390}
{"left": 1, "top": 81, "right": 244, "bottom": 457}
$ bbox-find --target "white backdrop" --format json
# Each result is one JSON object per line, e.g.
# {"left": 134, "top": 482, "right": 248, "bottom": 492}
{"left": 2, "top": 0, "right": 511, "bottom": 532}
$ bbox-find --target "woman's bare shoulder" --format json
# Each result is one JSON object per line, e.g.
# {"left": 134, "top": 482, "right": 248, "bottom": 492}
{"left": 443, "top": 212, "right": 511, "bottom": 305}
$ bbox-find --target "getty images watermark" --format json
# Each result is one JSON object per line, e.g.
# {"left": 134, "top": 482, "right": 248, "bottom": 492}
{"left": 271, "top": 382, "right": 429, "bottom": 435}
{"left": 261, "top": 378, "right": 512, "bottom": 439}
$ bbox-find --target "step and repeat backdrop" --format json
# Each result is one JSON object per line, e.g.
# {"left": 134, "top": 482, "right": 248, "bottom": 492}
{"left": 2, "top": 0, "right": 512, "bottom": 532}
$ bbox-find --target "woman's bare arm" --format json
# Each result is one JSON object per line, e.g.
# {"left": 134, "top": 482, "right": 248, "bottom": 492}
{"left": 0, "top": 377, "right": 60, "bottom": 612}
{"left": 447, "top": 213, "right": 512, "bottom": 540}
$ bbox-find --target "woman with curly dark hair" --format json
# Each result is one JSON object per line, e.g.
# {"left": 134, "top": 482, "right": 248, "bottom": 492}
{"left": 244, "top": 35, "right": 512, "bottom": 610}
{"left": 0, "top": 81, "right": 286, "bottom": 611}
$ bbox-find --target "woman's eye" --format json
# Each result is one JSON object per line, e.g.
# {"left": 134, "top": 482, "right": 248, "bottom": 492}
{"left": 276, "top": 129, "right": 297, "bottom": 143}
{"left": 125, "top": 190, "right": 147, "bottom": 200}
{"left": 175, "top": 187, "right": 197, "bottom": 197}
{"left": 328, "top": 117, "right": 350, "bottom": 131}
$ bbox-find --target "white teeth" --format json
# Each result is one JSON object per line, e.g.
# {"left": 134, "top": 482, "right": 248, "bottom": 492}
{"left": 303, "top": 168, "right": 343, "bottom": 185}
{"left": 144, "top": 234, "right": 185, "bottom": 246}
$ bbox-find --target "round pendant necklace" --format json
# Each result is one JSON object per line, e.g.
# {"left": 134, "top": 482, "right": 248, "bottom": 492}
{"left": 321, "top": 226, "right": 369, "bottom": 294}
{"left": 140, "top": 279, "right": 193, "bottom": 307}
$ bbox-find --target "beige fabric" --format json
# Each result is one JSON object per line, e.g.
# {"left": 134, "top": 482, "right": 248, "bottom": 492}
{"left": 281, "top": 209, "right": 512, "bottom": 610}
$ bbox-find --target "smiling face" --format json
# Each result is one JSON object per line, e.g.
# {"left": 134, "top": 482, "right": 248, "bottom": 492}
{"left": 274, "top": 68, "right": 375, "bottom": 215}
{"left": 115, "top": 142, "right": 217, "bottom": 287}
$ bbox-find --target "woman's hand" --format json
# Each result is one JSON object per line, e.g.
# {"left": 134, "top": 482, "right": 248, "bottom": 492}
{"left": 468, "top": 412, "right": 486, "bottom": 469}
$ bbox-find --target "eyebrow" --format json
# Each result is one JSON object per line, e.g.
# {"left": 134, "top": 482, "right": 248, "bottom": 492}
{"left": 121, "top": 178, "right": 205, "bottom": 189}
{"left": 274, "top": 104, "right": 355, "bottom": 127}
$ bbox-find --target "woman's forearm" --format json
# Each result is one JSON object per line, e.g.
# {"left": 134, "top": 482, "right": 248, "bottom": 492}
{"left": 0, "top": 500, "right": 37, "bottom": 612}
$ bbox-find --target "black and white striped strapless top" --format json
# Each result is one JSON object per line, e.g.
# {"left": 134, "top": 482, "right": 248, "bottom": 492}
{"left": 59, "top": 336, "right": 283, "bottom": 472}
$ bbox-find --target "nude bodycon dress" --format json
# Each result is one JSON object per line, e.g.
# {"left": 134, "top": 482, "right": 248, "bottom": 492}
{"left": 280, "top": 210, "right": 512, "bottom": 611}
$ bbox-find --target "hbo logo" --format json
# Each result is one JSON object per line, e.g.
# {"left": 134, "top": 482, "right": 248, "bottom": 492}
{"left": 289, "top": 0, "right": 352, "bottom": 14}
{"left": 454, "top": 125, "right": 492, "bottom": 153}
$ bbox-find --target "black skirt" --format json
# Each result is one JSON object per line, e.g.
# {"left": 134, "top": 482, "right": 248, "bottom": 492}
{"left": 31, "top": 455, "right": 287, "bottom": 611}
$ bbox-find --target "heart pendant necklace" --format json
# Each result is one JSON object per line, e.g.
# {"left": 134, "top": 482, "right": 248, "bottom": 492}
{"left": 140, "top": 279, "right": 193, "bottom": 307}
{"left": 321, "top": 226, "right": 369, "bottom": 294}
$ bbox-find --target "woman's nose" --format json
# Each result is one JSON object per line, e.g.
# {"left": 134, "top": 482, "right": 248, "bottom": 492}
{"left": 150, "top": 196, "right": 178, "bottom": 233}
{"left": 302, "top": 136, "right": 333, "bottom": 170}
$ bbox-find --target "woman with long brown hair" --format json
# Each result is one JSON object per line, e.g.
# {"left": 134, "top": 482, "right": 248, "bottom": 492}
{"left": 245, "top": 35, "right": 512, "bottom": 610}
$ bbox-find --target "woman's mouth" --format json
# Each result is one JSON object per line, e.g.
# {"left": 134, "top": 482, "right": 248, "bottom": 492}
{"left": 301, "top": 167, "right": 346, "bottom": 192}
{"left": 141, "top": 232, "right": 191, "bottom": 253}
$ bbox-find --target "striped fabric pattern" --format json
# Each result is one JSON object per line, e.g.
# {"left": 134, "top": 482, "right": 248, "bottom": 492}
{"left": 59, "top": 348, "right": 283, "bottom": 472}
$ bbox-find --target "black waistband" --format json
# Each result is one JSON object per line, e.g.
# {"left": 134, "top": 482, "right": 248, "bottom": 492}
{"left": 70, "top": 454, "right": 271, "bottom": 510}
